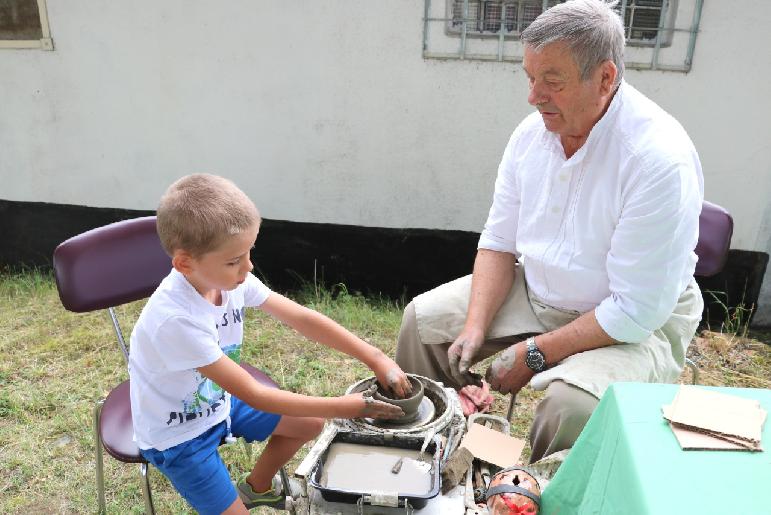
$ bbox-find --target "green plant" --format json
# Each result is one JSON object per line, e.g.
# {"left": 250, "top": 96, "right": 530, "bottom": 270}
{"left": 704, "top": 289, "right": 754, "bottom": 339}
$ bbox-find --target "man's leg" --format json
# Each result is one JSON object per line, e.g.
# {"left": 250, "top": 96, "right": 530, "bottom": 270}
{"left": 395, "top": 302, "right": 455, "bottom": 386}
{"left": 528, "top": 380, "right": 598, "bottom": 463}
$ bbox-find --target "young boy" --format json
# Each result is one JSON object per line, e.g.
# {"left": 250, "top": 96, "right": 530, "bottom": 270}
{"left": 129, "top": 174, "right": 411, "bottom": 514}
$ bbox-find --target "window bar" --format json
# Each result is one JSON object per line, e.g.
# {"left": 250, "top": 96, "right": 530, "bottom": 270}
{"left": 517, "top": 1, "right": 525, "bottom": 33}
{"left": 37, "top": 0, "right": 53, "bottom": 50}
{"left": 625, "top": 0, "right": 633, "bottom": 39}
{"left": 619, "top": 0, "right": 629, "bottom": 39}
{"left": 685, "top": 0, "right": 704, "bottom": 70}
{"left": 461, "top": 0, "right": 469, "bottom": 59}
{"left": 650, "top": 0, "right": 668, "bottom": 70}
{"left": 423, "top": 0, "right": 431, "bottom": 55}
{"left": 498, "top": 2, "right": 506, "bottom": 61}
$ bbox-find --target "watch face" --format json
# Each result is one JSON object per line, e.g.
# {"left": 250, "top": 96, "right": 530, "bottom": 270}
{"left": 526, "top": 349, "right": 546, "bottom": 372}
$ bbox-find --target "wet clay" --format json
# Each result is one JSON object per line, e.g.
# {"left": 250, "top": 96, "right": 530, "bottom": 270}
{"left": 319, "top": 443, "right": 433, "bottom": 494}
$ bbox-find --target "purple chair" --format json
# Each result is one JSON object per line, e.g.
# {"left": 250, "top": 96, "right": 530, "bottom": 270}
{"left": 53, "top": 216, "right": 283, "bottom": 514}
{"left": 694, "top": 200, "right": 733, "bottom": 278}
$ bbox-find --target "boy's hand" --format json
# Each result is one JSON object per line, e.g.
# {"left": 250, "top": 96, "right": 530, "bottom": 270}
{"left": 370, "top": 355, "right": 412, "bottom": 399}
{"left": 338, "top": 391, "right": 404, "bottom": 419}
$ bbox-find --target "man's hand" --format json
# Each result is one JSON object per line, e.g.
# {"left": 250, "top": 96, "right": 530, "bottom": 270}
{"left": 370, "top": 354, "right": 412, "bottom": 399}
{"left": 485, "top": 341, "right": 535, "bottom": 395}
{"left": 336, "top": 389, "right": 405, "bottom": 419}
{"left": 448, "top": 328, "right": 485, "bottom": 387}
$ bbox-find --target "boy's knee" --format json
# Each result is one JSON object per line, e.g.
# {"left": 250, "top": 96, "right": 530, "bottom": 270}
{"left": 301, "top": 417, "right": 325, "bottom": 441}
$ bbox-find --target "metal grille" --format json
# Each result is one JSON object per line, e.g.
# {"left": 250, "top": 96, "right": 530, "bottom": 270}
{"left": 449, "top": 1, "right": 558, "bottom": 35}
{"left": 623, "top": 0, "right": 668, "bottom": 43}
{"left": 424, "top": 0, "right": 704, "bottom": 72}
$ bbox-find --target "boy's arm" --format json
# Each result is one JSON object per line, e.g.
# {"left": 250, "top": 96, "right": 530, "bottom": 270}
{"left": 259, "top": 292, "right": 412, "bottom": 398}
{"left": 198, "top": 355, "right": 403, "bottom": 419}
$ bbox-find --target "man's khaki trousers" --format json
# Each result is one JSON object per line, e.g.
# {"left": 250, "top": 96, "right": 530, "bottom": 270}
{"left": 394, "top": 266, "right": 703, "bottom": 462}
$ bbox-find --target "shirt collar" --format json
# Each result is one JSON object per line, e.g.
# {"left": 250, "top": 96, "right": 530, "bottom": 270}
{"left": 540, "top": 80, "right": 627, "bottom": 163}
{"left": 170, "top": 268, "right": 228, "bottom": 313}
{"left": 569, "top": 80, "right": 626, "bottom": 163}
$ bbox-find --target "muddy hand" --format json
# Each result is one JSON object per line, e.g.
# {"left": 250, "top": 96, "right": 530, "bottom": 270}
{"left": 359, "top": 385, "right": 404, "bottom": 419}
{"left": 448, "top": 330, "right": 484, "bottom": 387}
{"left": 484, "top": 343, "right": 532, "bottom": 395}
{"left": 371, "top": 354, "right": 412, "bottom": 399}
{"left": 384, "top": 367, "right": 412, "bottom": 399}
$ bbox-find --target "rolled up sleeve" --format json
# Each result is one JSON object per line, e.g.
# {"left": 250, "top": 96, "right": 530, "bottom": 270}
{"left": 595, "top": 159, "right": 702, "bottom": 343}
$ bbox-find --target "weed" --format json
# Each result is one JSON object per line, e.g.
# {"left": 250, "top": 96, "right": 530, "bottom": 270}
{"left": 704, "top": 289, "right": 754, "bottom": 339}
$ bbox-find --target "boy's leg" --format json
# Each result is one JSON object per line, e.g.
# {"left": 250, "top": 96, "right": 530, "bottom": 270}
{"left": 245, "top": 415, "right": 324, "bottom": 492}
{"left": 140, "top": 423, "right": 241, "bottom": 515}
{"left": 230, "top": 396, "right": 324, "bottom": 493}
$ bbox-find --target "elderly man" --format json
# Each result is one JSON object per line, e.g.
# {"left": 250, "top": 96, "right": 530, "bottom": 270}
{"left": 395, "top": 0, "right": 703, "bottom": 463}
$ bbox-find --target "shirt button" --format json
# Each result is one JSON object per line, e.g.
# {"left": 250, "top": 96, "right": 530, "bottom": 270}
{"left": 559, "top": 174, "right": 568, "bottom": 181}
{"left": 551, "top": 206, "right": 560, "bottom": 214}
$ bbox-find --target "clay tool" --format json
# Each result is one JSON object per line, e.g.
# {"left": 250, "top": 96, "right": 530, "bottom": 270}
{"left": 390, "top": 457, "right": 404, "bottom": 474}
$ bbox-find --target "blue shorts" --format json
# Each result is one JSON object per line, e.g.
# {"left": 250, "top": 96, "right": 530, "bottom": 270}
{"left": 140, "top": 396, "right": 281, "bottom": 515}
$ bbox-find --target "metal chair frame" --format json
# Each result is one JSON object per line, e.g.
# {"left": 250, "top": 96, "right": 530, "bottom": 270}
{"left": 54, "top": 216, "right": 288, "bottom": 514}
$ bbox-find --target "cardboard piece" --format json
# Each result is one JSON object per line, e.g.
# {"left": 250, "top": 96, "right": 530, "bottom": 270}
{"left": 662, "top": 386, "right": 767, "bottom": 452}
{"left": 459, "top": 423, "right": 525, "bottom": 468}
{"left": 662, "top": 404, "right": 761, "bottom": 450}
{"left": 665, "top": 420, "right": 759, "bottom": 451}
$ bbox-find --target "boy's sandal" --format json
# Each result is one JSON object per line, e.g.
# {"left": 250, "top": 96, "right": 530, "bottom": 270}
{"left": 235, "top": 473, "right": 286, "bottom": 510}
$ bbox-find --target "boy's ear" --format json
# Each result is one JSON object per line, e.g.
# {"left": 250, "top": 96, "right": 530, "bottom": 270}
{"left": 172, "top": 250, "right": 195, "bottom": 275}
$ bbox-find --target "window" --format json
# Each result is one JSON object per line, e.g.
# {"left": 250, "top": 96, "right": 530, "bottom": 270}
{"left": 426, "top": 0, "right": 700, "bottom": 70}
{"left": 448, "top": 0, "right": 673, "bottom": 46}
{"left": 0, "top": 0, "right": 53, "bottom": 50}
{"left": 622, "top": 0, "right": 673, "bottom": 45}
{"left": 449, "top": 1, "right": 557, "bottom": 37}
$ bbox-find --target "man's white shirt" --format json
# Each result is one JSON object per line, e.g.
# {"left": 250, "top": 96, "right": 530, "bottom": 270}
{"left": 479, "top": 81, "right": 703, "bottom": 343}
{"left": 129, "top": 270, "right": 271, "bottom": 451}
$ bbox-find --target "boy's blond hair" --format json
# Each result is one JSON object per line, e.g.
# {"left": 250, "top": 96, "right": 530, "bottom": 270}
{"left": 157, "top": 173, "right": 260, "bottom": 257}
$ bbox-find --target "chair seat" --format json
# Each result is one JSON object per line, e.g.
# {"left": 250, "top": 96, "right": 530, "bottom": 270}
{"left": 99, "top": 364, "right": 279, "bottom": 463}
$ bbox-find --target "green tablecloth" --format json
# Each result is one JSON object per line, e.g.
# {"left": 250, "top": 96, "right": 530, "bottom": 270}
{"left": 541, "top": 382, "right": 771, "bottom": 515}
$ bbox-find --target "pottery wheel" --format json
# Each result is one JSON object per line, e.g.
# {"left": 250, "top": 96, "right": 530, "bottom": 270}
{"left": 365, "top": 397, "right": 436, "bottom": 429}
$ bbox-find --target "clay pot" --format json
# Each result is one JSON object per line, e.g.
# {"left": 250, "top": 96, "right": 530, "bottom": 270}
{"left": 373, "top": 375, "right": 424, "bottom": 422}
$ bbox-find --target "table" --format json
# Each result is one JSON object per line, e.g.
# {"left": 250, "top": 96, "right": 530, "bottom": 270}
{"left": 541, "top": 382, "right": 771, "bottom": 515}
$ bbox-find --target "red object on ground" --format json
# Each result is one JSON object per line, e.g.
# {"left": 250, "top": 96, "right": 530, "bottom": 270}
{"left": 459, "top": 380, "right": 495, "bottom": 416}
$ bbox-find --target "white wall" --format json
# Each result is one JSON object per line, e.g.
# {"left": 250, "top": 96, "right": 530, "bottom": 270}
{"left": 1, "top": 1, "right": 770, "bottom": 319}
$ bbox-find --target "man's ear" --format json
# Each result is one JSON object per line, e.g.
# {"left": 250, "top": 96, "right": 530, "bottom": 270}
{"left": 172, "top": 250, "right": 195, "bottom": 275}
{"left": 598, "top": 60, "right": 618, "bottom": 96}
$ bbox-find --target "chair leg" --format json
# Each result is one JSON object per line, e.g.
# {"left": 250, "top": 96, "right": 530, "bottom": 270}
{"left": 94, "top": 400, "right": 106, "bottom": 514}
{"left": 685, "top": 358, "right": 699, "bottom": 385}
{"left": 506, "top": 394, "right": 517, "bottom": 422}
{"left": 279, "top": 466, "right": 292, "bottom": 497}
{"left": 140, "top": 462, "right": 155, "bottom": 514}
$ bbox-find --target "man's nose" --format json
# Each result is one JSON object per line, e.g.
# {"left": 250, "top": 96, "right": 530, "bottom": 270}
{"left": 528, "top": 82, "right": 547, "bottom": 106}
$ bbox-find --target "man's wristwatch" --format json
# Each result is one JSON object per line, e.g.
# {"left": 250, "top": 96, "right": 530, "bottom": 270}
{"left": 524, "top": 336, "right": 547, "bottom": 373}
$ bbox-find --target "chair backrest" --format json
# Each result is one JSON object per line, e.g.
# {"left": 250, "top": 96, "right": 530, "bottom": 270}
{"left": 54, "top": 216, "right": 172, "bottom": 313}
{"left": 694, "top": 201, "right": 733, "bottom": 278}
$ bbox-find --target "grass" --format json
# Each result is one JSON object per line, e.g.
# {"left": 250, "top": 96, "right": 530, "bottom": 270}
{"left": 0, "top": 270, "right": 769, "bottom": 514}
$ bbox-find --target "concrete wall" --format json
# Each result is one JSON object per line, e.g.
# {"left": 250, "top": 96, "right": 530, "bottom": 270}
{"left": 1, "top": 0, "right": 770, "bottom": 320}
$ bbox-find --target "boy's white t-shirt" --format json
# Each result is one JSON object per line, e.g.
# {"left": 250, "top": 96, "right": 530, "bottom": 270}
{"left": 128, "top": 269, "right": 271, "bottom": 451}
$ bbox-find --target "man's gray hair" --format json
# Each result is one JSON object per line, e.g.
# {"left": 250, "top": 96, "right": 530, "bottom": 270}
{"left": 521, "top": 0, "right": 625, "bottom": 86}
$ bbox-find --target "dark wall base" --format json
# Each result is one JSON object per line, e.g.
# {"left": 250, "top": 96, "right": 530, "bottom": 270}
{"left": 696, "top": 249, "right": 769, "bottom": 329}
{"left": 1, "top": 199, "right": 767, "bottom": 328}
{"left": 0, "top": 199, "right": 478, "bottom": 300}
